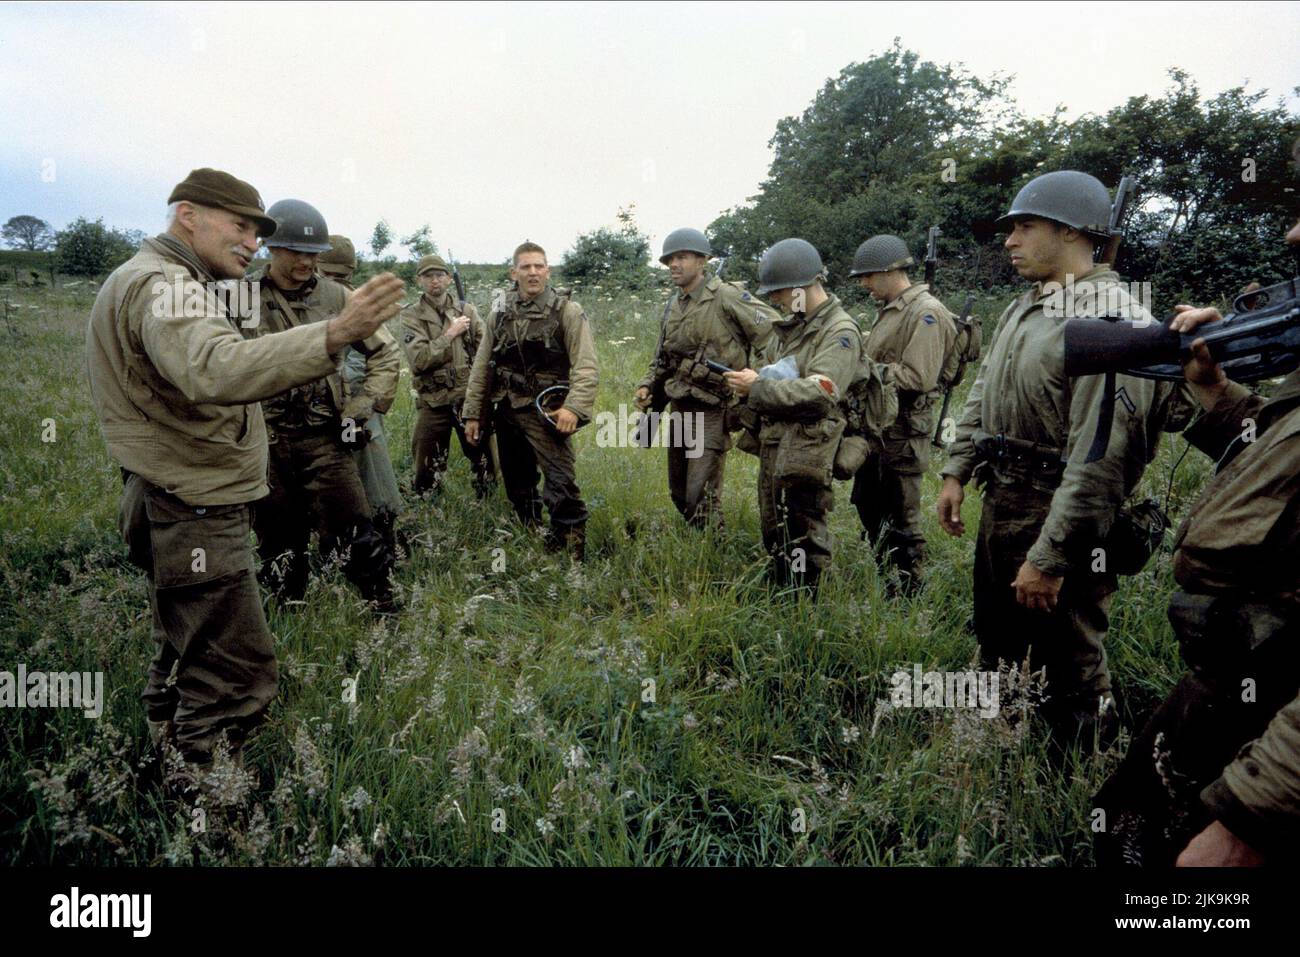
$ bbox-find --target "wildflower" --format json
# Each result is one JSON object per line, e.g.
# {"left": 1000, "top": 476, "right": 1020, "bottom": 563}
{"left": 840, "top": 724, "right": 861, "bottom": 745}
{"left": 342, "top": 786, "right": 372, "bottom": 813}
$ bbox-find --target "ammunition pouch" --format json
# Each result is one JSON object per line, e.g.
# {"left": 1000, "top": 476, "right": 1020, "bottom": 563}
{"left": 1102, "top": 499, "right": 1168, "bottom": 576}
{"left": 773, "top": 417, "right": 845, "bottom": 489}
{"left": 972, "top": 429, "right": 1065, "bottom": 488}
{"left": 832, "top": 434, "right": 871, "bottom": 480}
{"left": 492, "top": 363, "right": 566, "bottom": 400}
{"left": 673, "top": 355, "right": 730, "bottom": 406}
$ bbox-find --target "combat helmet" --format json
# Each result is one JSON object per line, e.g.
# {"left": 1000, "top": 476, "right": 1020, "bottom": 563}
{"left": 756, "top": 238, "right": 824, "bottom": 295}
{"left": 317, "top": 235, "right": 356, "bottom": 275}
{"left": 995, "top": 170, "right": 1113, "bottom": 237}
{"left": 265, "top": 199, "right": 332, "bottom": 253}
{"left": 659, "top": 227, "right": 712, "bottom": 264}
{"left": 849, "top": 234, "right": 914, "bottom": 277}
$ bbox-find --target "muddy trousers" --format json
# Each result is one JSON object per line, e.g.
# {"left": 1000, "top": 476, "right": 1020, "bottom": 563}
{"left": 758, "top": 444, "right": 834, "bottom": 592}
{"left": 492, "top": 402, "right": 588, "bottom": 550}
{"left": 253, "top": 428, "right": 393, "bottom": 602}
{"left": 851, "top": 451, "right": 925, "bottom": 585}
{"left": 119, "top": 472, "right": 277, "bottom": 762}
{"left": 973, "top": 480, "right": 1116, "bottom": 742}
{"left": 411, "top": 402, "right": 495, "bottom": 495}
{"left": 665, "top": 403, "right": 729, "bottom": 528}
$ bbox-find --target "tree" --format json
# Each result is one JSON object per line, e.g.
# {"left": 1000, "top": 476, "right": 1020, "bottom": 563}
{"left": 53, "top": 219, "right": 142, "bottom": 277}
{"left": 560, "top": 205, "right": 655, "bottom": 289}
{"left": 369, "top": 219, "right": 393, "bottom": 258}
{"left": 400, "top": 224, "right": 437, "bottom": 261}
{"left": 709, "top": 40, "right": 1012, "bottom": 295}
{"left": 2, "top": 215, "right": 54, "bottom": 252}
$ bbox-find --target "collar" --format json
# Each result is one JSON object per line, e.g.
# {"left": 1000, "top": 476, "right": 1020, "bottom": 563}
{"left": 423, "top": 289, "right": 454, "bottom": 311}
{"left": 260, "top": 269, "right": 318, "bottom": 302}
{"left": 678, "top": 275, "right": 716, "bottom": 304}
{"left": 148, "top": 234, "right": 215, "bottom": 283}
{"left": 1030, "top": 264, "right": 1117, "bottom": 303}
{"left": 518, "top": 285, "right": 555, "bottom": 314}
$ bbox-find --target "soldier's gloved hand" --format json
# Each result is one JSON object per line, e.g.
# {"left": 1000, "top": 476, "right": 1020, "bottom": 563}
{"left": 550, "top": 407, "right": 579, "bottom": 434}
{"left": 465, "top": 419, "right": 481, "bottom": 445}
{"left": 444, "top": 315, "right": 471, "bottom": 340}
{"left": 1012, "top": 560, "right": 1062, "bottom": 612}
{"left": 633, "top": 386, "right": 652, "bottom": 411}
{"left": 937, "top": 477, "right": 965, "bottom": 537}
{"left": 1176, "top": 820, "right": 1265, "bottom": 867}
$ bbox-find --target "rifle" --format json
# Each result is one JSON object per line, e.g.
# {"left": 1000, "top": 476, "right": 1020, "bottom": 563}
{"left": 1073, "top": 175, "right": 1141, "bottom": 463}
{"left": 1064, "top": 274, "right": 1300, "bottom": 383}
{"left": 449, "top": 249, "right": 467, "bottom": 310}
{"left": 924, "top": 226, "right": 941, "bottom": 288}
{"left": 1100, "top": 175, "right": 1136, "bottom": 267}
{"left": 932, "top": 293, "right": 977, "bottom": 446}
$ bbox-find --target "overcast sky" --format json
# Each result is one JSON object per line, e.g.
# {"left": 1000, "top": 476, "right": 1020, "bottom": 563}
{"left": 2, "top": 0, "right": 1298, "bottom": 263}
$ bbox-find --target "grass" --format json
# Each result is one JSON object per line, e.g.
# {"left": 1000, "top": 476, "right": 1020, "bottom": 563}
{"left": 0, "top": 274, "right": 1211, "bottom": 866}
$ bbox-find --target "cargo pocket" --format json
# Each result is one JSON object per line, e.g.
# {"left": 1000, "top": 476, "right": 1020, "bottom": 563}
{"left": 775, "top": 419, "right": 844, "bottom": 488}
{"left": 145, "top": 489, "right": 253, "bottom": 589}
{"left": 832, "top": 434, "right": 870, "bottom": 481}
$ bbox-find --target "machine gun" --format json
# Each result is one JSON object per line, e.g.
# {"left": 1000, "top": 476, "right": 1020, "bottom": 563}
{"left": 1064, "top": 275, "right": 1300, "bottom": 384}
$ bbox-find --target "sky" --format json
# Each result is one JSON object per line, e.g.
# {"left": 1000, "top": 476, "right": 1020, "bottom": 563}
{"left": 2, "top": 0, "right": 1298, "bottom": 263}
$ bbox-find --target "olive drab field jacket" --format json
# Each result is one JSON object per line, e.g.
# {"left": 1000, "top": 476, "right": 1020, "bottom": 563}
{"left": 401, "top": 289, "right": 485, "bottom": 409}
{"left": 86, "top": 235, "right": 340, "bottom": 505}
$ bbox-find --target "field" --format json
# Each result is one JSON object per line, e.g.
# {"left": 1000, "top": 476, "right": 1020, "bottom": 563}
{"left": 0, "top": 270, "right": 1213, "bottom": 866}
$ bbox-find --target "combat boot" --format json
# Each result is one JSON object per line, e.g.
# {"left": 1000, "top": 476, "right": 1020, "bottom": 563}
{"left": 565, "top": 524, "right": 586, "bottom": 563}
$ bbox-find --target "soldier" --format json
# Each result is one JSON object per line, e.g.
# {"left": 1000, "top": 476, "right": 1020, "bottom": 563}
{"left": 319, "top": 234, "right": 405, "bottom": 555}
{"left": 1094, "top": 202, "right": 1300, "bottom": 867}
{"left": 247, "top": 200, "right": 401, "bottom": 610}
{"left": 848, "top": 234, "right": 957, "bottom": 594}
{"left": 723, "top": 239, "right": 862, "bottom": 594}
{"left": 401, "top": 253, "right": 495, "bottom": 497}
{"left": 634, "top": 228, "right": 776, "bottom": 528}
{"left": 85, "top": 168, "right": 404, "bottom": 764}
{"left": 936, "top": 170, "right": 1175, "bottom": 748}
{"left": 462, "top": 242, "right": 598, "bottom": 560}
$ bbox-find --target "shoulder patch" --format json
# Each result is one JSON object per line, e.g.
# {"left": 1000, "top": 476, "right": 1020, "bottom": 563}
{"left": 838, "top": 334, "right": 853, "bottom": 349}
{"left": 741, "top": 292, "right": 752, "bottom": 301}
{"left": 922, "top": 314, "right": 937, "bottom": 325}
{"left": 403, "top": 331, "right": 416, "bottom": 344}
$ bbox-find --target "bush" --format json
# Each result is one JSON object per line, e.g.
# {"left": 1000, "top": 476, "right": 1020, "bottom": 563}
{"left": 54, "top": 218, "right": 141, "bottom": 277}
{"left": 560, "top": 207, "right": 655, "bottom": 291}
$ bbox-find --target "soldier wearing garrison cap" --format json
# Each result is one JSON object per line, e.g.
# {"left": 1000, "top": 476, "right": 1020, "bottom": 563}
{"left": 86, "top": 168, "right": 404, "bottom": 766}
{"left": 635, "top": 228, "right": 777, "bottom": 529}
{"left": 401, "top": 253, "right": 496, "bottom": 497}
{"left": 848, "top": 233, "right": 957, "bottom": 595}
{"left": 246, "top": 201, "right": 402, "bottom": 611}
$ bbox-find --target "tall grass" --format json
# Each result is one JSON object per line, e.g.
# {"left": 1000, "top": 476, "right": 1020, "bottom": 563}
{"left": 0, "top": 277, "right": 1207, "bottom": 865}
